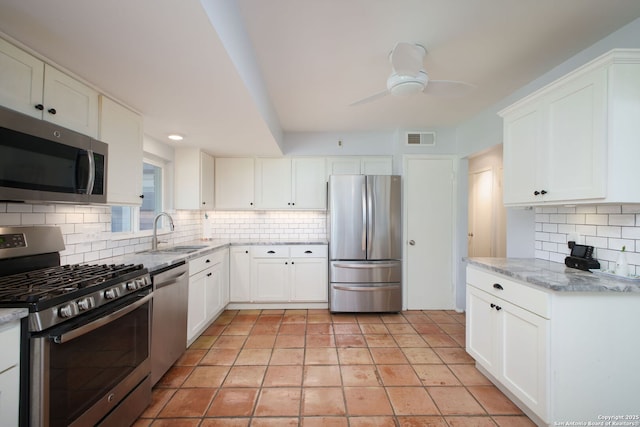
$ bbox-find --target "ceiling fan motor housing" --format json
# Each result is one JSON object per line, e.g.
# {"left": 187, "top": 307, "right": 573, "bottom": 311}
{"left": 387, "top": 70, "right": 428, "bottom": 96}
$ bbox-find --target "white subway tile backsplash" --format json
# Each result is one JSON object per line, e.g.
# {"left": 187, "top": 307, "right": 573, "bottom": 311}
{"left": 536, "top": 204, "right": 640, "bottom": 274}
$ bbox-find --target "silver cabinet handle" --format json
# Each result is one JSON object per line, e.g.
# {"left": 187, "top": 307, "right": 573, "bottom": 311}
{"left": 409, "top": 240, "right": 415, "bottom": 246}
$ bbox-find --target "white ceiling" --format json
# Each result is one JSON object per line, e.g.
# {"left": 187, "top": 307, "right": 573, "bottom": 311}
{"left": 1, "top": 0, "right": 640, "bottom": 156}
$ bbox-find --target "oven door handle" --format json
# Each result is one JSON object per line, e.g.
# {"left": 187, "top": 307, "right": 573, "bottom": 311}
{"left": 52, "top": 293, "right": 152, "bottom": 344}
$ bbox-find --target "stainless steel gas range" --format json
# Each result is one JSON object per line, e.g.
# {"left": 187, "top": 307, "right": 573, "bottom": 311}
{"left": 0, "top": 226, "right": 152, "bottom": 427}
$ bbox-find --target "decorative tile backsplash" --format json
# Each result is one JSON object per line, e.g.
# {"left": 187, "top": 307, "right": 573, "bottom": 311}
{"left": 203, "top": 210, "right": 327, "bottom": 240}
{"left": 535, "top": 204, "right": 640, "bottom": 274}
{"left": 0, "top": 203, "right": 327, "bottom": 265}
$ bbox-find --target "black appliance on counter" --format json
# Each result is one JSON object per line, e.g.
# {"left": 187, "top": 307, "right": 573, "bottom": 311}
{"left": 0, "top": 226, "right": 152, "bottom": 427}
{"left": 564, "top": 242, "right": 600, "bottom": 271}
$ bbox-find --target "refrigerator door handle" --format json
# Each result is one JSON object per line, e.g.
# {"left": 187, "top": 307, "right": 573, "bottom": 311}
{"left": 366, "top": 178, "right": 374, "bottom": 259}
{"left": 333, "top": 262, "right": 399, "bottom": 269}
{"left": 361, "top": 182, "right": 367, "bottom": 252}
{"left": 333, "top": 285, "right": 399, "bottom": 292}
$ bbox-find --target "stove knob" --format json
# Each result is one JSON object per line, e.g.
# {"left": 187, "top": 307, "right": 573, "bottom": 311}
{"left": 77, "top": 297, "right": 92, "bottom": 311}
{"left": 104, "top": 288, "right": 117, "bottom": 299}
{"left": 126, "top": 281, "right": 137, "bottom": 291}
{"left": 59, "top": 304, "right": 74, "bottom": 318}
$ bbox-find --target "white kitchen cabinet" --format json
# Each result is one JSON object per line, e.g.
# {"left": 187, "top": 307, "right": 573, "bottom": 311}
{"left": 0, "top": 38, "right": 99, "bottom": 137}
{"left": 215, "top": 157, "right": 255, "bottom": 209}
{"left": 175, "top": 149, "right": 215, "bottom": 210}
{"left": 289, "top": 245, "right": 328, "bottom": 302}
{"left": 254, "top": 158, "right": 292, "bottom": 209}
{"left": 466, "top": 283, "right": 548, "bottom": 421}
{"left": 292, "top": 158, "right": 327, "bottom": 209}
{"left": 187, "top": 249, "right": 228, "bottom": 345}
{"left": 99, "top": 96, "right": 144, "bottom": 205}
{"left": 229, "top": 246, "right": 252, "bottom": 302}
{"left": 326, "top": 157, "right": 361, "bottom": 176}
{"left": 500, "top": 49, "right": 640, "bottom": 206}
{"left": 255, "top": 157, "right": 326, "bottom": 210}
{"left": 466, "top": 264, "right": 640, "bottom": 424}
{"left": 229, "top": 244, "right": 328, "bottom": 305}
{"left": 0, "top": 319, "right": 20, "bottom": 427}
{"left": 361, "top": 156, "right": 393, "bottom": 175}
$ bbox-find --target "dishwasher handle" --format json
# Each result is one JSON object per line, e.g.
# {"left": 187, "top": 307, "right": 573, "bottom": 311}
{"left": 152, "top": 262, "right": 188, "bottom": 290}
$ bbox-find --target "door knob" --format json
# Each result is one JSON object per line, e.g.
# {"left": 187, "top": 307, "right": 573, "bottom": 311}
{"left": 409, "top": 240, "right": 415, "bottom": 246}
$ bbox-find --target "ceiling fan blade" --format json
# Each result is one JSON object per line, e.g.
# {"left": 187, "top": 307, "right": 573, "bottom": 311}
{"left": 390, "top": 42, "right": 425, "bottom": 76}
{"left": 425, "top": 80, "right": 475, "bottom": 98}
{"left": 349, "top": 89, "right": 389, "bottom": 106}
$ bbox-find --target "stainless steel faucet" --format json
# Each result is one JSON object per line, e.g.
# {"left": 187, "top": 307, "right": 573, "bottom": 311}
{"left": 152, "top": 212, "right": 175, "bottom": 250}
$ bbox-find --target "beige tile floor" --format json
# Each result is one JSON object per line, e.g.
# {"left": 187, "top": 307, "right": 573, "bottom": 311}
{"left": 134, "top": 309, "right": 535, "bottom": 427}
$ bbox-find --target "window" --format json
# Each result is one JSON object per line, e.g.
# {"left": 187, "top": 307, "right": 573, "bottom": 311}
{"left": 111, "top": 159, "right": 166, "bottom": 233}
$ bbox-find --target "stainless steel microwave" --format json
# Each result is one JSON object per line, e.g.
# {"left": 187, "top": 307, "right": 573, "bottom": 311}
{"left": 0, "top": 105, "right": 107, "bottom": 204}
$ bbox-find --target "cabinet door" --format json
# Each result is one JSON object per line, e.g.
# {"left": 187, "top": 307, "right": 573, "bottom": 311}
{"left": 255, "top": 158, "right": 292, "bottom": 209}
{"left": 100, "top": 96, "right": 143, "bottom": 205}
{"left": 326, "top": 157, "right": 361, "bottom": 176}
{"left": 200, "top": 152, "right": 215, "bottom": 209}
{"left": 43, "top": 65, "right": 99, "bottom": 137}
{"left": 187, "top": 270, "right": 208, "bottom": 342}
{"left": 503, "top": 101, "right": 542, "bottom": 205}
{"left": 252, "top": 258, "right": 289, "bottom": 301}
{"left": 215, "top": 158, "right": 255, "bottom": 209}
{"left": 544, "top": 67, "right": 607, "bottom": 202}
{"left": 361, "top": 157, "right": 393, "bottom": 175}
{"left": 205, "top": 266, "right": 222, "bottom": 319}
{"left": 292, "top": 158, "right": 327, "bottom": 209}
{"left": 499, "top": 299, "right": 549, "bottom": 420}
{"left": 0, "top": 38, "right": 44, "bottom": 118}
{"left": 0, "top": 367, "right": 19, "bottom": 427}
{"left": 230, "top": 246, "right": 252, "bottom": 302}
{"left": 290, "top": 257, "right": 328, "bottom": 302}
{"left": 466, "top": 285, "right": 498, "bottom": 374}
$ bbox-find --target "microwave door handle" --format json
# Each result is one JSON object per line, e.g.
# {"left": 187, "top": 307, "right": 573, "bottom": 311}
{"left": 86, "top": 149, "right": 95, "bottom": 195}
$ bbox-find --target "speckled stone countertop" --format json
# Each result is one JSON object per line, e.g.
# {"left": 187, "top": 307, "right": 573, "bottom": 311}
{"left": 107, "top": 239, "right": 328, "bottom": 273}
{"left": 0, "top": 308, "right": 28, "bottom": 326}
{"left": 466, "top": 257, "right": 640, "bottom": 293}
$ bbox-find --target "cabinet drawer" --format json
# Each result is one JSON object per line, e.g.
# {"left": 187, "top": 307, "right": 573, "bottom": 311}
{"left": 252, "top": 246, "right": 290, "bottom": 258}
{"left": 290, "top": 245, "right": 327, "bottom": 258}
{"left": 0, "top": 321, "right": 20, "bottom": 372}
{"left": 189, "top": 251, "right": 225, "bottom": 275}
{"left": 467, "top": 266, "right": 550, "bottom": 318}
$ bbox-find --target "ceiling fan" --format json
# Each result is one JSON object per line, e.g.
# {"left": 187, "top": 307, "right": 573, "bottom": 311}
{"left": 350, "top": 42, "right": 474, "bottom": 106}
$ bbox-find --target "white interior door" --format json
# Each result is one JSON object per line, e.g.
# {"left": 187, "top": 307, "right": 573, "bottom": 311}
{"left": 468, "top": 169, "right": 493, "bottom": 257}
{"left": 405, "top": 157, "right": 455, "bottom": 310}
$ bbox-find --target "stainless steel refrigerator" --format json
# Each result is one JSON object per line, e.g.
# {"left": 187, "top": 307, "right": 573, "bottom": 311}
{"left": 328, "top": 174, "right": 402, "bottom": 312}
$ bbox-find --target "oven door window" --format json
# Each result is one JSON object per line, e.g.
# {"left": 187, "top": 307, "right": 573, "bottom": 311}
{"left": 47, "top": 300, "right": 149, "bottom": 427}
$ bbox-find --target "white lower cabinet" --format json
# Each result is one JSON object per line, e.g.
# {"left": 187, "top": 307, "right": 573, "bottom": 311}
{"left": 0, "top": 320, "right": 20, "bottom": 427}
{"left": 229, "top": 244, "right": 328, "bottom": 305}
{"left": 467, "top": 265, "right": 640, "bottom": 425}
{"left": 187, "top": 250, "right": 229, "bottom": 345}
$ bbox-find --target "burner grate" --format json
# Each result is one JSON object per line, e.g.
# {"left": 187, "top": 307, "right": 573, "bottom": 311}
{"left": 0, "top": 263, "right": 144, "bottom": 303}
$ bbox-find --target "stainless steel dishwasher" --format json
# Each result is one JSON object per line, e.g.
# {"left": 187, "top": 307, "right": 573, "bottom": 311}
{"left": 150, "top": 261, "right": 189, "bottom": 385}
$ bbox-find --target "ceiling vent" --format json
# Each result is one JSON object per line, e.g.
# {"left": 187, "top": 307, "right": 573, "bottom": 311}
{"left": 406, "top": 131, "right": 436, "bottom": 146}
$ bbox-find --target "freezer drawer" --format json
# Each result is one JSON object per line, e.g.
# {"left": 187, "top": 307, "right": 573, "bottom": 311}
{"left": 330, "top": 282, "right": 401, "bottom": 312}
{"left": 330, "top": 260, "right": 401, "bottom": 283}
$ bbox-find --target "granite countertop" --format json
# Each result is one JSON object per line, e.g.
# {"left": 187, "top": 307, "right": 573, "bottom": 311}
{"left": 466, "top": 257, "right": 640, "bottom": 293}
{"left": 0, "top": 308, "right": 28, "bottom": 326}
{"left": 108, "top": 239, "right": 328, "bottom": 273}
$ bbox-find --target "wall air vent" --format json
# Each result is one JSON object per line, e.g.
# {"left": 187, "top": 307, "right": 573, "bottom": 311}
{"left": 406, "top": 131, "right": 436, "bottom": 146}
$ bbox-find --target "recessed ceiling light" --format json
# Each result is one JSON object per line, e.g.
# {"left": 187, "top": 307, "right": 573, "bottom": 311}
{"left": 168, "top": 134, "right": 184, "bottom": 141}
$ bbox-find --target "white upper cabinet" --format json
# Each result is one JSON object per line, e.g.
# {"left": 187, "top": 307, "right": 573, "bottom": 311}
{"left": 500, "top": 49, "right": 640, "bottom": 206}
{"left": 291, "top": 158, "right": 327, "bottom": 209}
{"left": 255, "top": 157, "right": 326, "bottom": 210}
{"left": 255, "top": 158, "right": 292, "bottom": 209}
{"left": 175, "top": 149, "right": 215, "bottom": 210}
{"left": 0, "top": 38, "right": 99, "bottom": 137}
{"left": 215, "top": 157, "right": 255, "bottom": 209}
{"left": 99, "top": 96, "right": 143, "bottom": 206}
{"left": 326, "top": 156, "right": 393, "bottom": 177}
